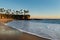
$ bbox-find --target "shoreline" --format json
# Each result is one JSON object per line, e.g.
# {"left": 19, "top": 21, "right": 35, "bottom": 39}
{"left": 0, "top": 19, "right": 50, "bottom": 40}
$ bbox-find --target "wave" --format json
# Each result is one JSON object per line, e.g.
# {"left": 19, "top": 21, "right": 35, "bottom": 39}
{"left": 6, "top": 20, "right": 60, "bottom": 40}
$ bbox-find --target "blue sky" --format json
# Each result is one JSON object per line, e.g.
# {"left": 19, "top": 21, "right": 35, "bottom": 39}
{"left": 0, "top": 0, "right": 60, "bottom": 18}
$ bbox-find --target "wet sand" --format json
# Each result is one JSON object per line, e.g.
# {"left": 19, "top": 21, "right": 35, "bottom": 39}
{"left": 19, "top": 32, "right": 50, "bottom": 40}
{"left": 0, "top": 19, "right": 50, "bottom": 40}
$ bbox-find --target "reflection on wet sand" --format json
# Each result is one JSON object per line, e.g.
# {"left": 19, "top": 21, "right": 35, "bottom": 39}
{"left": 0, "top": 22, "right": 21, "bottom": 40}
{"left": 0, "top": 19, "right": 50, "bottom": 40}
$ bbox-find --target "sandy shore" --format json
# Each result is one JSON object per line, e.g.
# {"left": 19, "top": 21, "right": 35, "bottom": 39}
{"left": 0, "top": 18, "right": 13, "bottom": 23}
{"left": 0, "top": 19, "right": 50, "bottom": 40}
{"left": 19, "top": 32, "right": 50, "bottom": 40}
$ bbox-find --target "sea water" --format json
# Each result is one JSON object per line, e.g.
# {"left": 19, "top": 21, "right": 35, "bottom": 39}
{"left": 6, "top": 20, "right": 60, "bottom": 40}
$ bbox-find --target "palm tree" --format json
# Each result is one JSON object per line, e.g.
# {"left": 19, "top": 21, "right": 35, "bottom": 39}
{"left": 23, "top": 10, "right": 29, "bottom": 19}
{"left": 20, "top": 9, "right": 23, "bottom": 15}
{"left": 16, "top": 10, "right": 20, "bottom": 15}
{"left": 0, "top": 8, "right": 5, "bottom": 12}
{"left": 5, "top": 10, "right": 10, "bottom": 14}
{"left": 7, "top": 9, "right": 11, "bottom": 14}
{"left": 12, "top": 10, "right": 15, "bottom": 15}
{"left": 24, "top": 10, "right": 29, "bottom": 15}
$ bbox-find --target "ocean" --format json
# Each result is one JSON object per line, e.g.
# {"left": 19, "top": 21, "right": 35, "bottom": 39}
{"left": 6, "top": 20, "right": 60, "bottom": 40}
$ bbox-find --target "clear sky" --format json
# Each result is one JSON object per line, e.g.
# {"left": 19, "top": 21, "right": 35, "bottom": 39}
{"left": 0, "top": 0, "right": 60, "bottom": 18}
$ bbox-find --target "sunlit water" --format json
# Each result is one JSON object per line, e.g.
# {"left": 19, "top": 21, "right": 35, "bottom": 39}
{"left": 6, "top": 20, "right": 60, "bottom": 40}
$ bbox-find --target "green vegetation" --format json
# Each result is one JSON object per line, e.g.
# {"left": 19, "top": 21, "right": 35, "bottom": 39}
{"left": 0, "top": 8, "right": 29, "bottom": 15}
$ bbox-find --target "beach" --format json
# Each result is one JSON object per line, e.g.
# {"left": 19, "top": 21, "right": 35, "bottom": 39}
{"left": 0, "top": 18, "right": 13, "bottom": 23}
{"left": 0, "top": 19, "right": 50, "bottom": 40}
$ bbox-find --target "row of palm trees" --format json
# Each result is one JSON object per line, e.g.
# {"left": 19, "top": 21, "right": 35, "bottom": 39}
{"left": 0, "top": 8, "right": 29, "bottom": 15}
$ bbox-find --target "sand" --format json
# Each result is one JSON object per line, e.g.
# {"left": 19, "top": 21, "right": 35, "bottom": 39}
{"left": 0, "top": 18, "right": 13, "bottom": 23}
{"left": 0, "top": 19, "right": 51, "bottom": 40}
